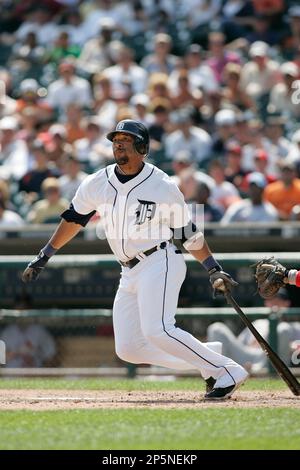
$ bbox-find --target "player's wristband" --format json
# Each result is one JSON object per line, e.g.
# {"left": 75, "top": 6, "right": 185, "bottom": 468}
{"left": 288, "top": 270, "right": 300, "bottom": 287}
{"left": 202, "top": 255, "right": 222, "bottom": 272}
{"left": 42, "top": 242, "right": 57, "bottom": 258}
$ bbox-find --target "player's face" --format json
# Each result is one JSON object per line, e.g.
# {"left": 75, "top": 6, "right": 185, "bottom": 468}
{"left": 112, "top": 133, "right": 137, "bottom": 165}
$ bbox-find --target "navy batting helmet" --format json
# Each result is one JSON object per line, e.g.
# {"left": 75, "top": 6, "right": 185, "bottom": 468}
{"left": 106, "top": 119, "right": 150, "bottom": 155}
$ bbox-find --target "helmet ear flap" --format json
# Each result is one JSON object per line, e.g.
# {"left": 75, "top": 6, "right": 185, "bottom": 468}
{"left": 134, "top": 138, "right": 148, "bottom": 155}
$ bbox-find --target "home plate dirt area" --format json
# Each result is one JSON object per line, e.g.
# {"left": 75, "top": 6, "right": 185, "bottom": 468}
{"left": 0, "top": 389, "right": 299, "bottom": 410}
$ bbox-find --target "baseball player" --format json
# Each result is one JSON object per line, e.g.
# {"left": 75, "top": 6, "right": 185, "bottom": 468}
{"left": 22, "top": 119, "right": 248, "bottom": 400}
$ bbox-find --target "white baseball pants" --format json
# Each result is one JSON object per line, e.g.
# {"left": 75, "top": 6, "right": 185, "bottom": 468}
{"left": 113, "top": 244, "right": 247, "bottom": 388}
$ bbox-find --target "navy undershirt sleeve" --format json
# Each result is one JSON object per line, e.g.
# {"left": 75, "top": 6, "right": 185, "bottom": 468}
{"left": 61, "top": 203, "right": 96, "bottom": 227}
{"left": 171, "top": 221, "right": 197, "bottom": 243}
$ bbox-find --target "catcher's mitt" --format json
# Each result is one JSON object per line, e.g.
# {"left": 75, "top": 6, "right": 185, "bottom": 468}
{"left": 252, "top": 257, "right": 288, "bottom": 299}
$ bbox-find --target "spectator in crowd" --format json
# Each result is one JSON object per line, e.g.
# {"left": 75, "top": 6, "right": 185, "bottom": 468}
{"left": 148, "top": 98, "right": 171, "bottom": 151}
{"left": 82, "top": 0, "right": 134, "bottom": 39}
{"left": 104, "top": 45, "right": 147, "bottom": 100}
{"left": 26, "top": 177, "right": 68, "bottom": 224}
{"left": 221, "top": 172, "right": 279, "bottom": 224}
{"left": 74, "top": 116, "right": 112, "bottom": 170}
{"left": 208, "top": 159, "right": 241, "bottom": 212}
{"left": 14, "top": 6, "right": 58, "bottom": 46}
{"left": 211, "top": 109, "right": 237, "bottom": 157}
{"left": 223, "top": 142, "right": 248, "bottom": 191}
{"left": 64, "top": 103, "right": 86, "bottom": 144}
{"left": 19, "top": 139, "right": 60, "bottom": 199}
{"left": 287, "top": 5, "right": 300, "bottom": 51}
{"left": 46, "top": 124, "right": 72, "bottom": 170}
{"left": 240, "top": 41, "right": 281, "bottom": 101}
{"left": 0, "top": 195, "right": 24, "bottom": 228}
{"left": 268, "top": 62, "right": 300, "bottom": 120}
{"left": 0, "top": 80, "right": 17, "bottom": 118}
{"left": 0, "top": 322, "right": 56, "bottom": 367}
{"left": 10, "top": 30, "right": 46, "bottom": 71}
{"left": 290, "top": 203, "right": 300, "bottom": 221}
{"left": 45, "top": 30, "right": 81, "bottom": 66}
{"left": 16, "top": 78, "right": 52, "bottom": 121}
{"left": 93, "top": 73, "right": 118, "bottom": 131}
{"left": 0, "top": 178, "right": 15, "bottom": 211}
{"left": 0, "top": 116, "right": 29, "bottom": 181}
{"left": 171, "top": 150, "right": 195, "bottom": 183}
{"left": 177, "top": 166, "right": 215, "bottom": 203}
{"left": 246, "top": 13, "right": 281, "bottom": 46}
{"left": 288, "top": 129, "right": 300, "bottom": 165}
{"left": 46, "top": 58, "right": 93, "bottom": 115}
{"left": 201, "top": 89, "right": 223, "bottom": 133}
{"left": 147, "top": 73, "right": 171, "bottom": 103}
{"left": 182, "top": 43, "right": 218, "bottom": 93}
{"left": 252, "top": 149, "right": 277, "bottom": 184}
{"left": 59, "top": 154, "right": 87, "bottom": 201}
{"left": 241, "top": 117, "right": 281, "bottom": 175}
{"left": 191, "top": 180, "right": 223, "bottom": 224}
{"left": 221, "top": 0, "right": 254, "bottom": 42}
{"left": 58, "top": 8, "right": 88, "bottom": 47}
{"left": 141, "top": 33, "right": 179, "bottom": 75}
{"left": 263, "top": 114, "right": 291, "bottom": 160}
{"left": 77, "top": 17, "right": 116, "bottom": 75}
{"left": 130, "top": 93, "right": 152, "bottom": 126}
{"left": 187, "top": 0, "right": 222, "bottom": 43}
{"left": 264, "top": 158, "right": 300, "bottom": 220}
{"left": 207, "top": 287, "right": 300, "bottom": 372}
{"left": 206, "top": 31, "right": 241, "bottom": 84}
{"left": 165, "top": 109, "right": 212, "bottom": 165}
{"left": 221, "top": 62, "right": 256, "bottom": 112}
{"left": 170, "top": 68, "right": 203, "bottom": 112}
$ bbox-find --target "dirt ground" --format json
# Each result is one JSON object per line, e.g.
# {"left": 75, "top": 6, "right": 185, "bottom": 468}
{"left": 0, "top": 389, "right": 299, "bottom": 410}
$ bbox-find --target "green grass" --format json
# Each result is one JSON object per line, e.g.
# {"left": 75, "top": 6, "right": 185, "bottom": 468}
{"left": 0, "top": 408, "right": 299, "bottom": 450}
{"left": 0, "top": 377, "right": 288, "bottom": 391}
{"left": 0, "top": 378, "right": 298, "bottom": 449}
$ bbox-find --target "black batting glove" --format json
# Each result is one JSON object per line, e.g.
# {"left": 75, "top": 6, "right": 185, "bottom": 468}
{"left": 209, "top": 267, "right": 238, "bottom": 297}
{"left": 22, "top": 250, "right": 50, "bottom": 283}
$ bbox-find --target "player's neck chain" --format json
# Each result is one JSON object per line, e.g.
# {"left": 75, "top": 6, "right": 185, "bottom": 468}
{"left": 116, "top": 163, "right": 144, "bottom": 176}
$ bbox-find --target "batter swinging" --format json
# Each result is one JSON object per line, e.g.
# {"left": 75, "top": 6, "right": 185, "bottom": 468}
{"left": 22, "top": 120, "right": 248, "bottom": 400}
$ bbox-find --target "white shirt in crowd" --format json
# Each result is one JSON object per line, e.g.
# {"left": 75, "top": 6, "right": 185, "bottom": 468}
{"left": 0, "top": 210, "right": 24, "bottom": 228}
{"left": 46, "top": 77, "right": 93, "bottom": 112}
{"left": 165, "top": 126, "right": 212, "bottom": 164}
{"left": 59, "top": 171, "right": 88, "bottom": 201}
{"left": 104, "top": 64, "right": 148, "bottom": 97}
{"left": 221, "top": 199, "right": 279, "bottom": 224}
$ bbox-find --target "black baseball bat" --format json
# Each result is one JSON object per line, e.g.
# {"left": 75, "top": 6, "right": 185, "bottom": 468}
{"left": 225, "top": 293, "right": 300, "bottom": 396}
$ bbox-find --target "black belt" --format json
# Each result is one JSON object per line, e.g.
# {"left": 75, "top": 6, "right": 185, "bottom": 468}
{"left": 120, "top": 242, "right": 167, "bottom": 269}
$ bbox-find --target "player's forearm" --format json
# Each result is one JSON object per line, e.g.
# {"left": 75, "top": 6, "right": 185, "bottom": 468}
{"left": 187, "top": 240, "right": 222, "bottom": 271}
{"left": 22, "top": 220, "right": 82, "bottom": 282}
{"left": 48, "top": 219, "right": 82, "bottom": 250}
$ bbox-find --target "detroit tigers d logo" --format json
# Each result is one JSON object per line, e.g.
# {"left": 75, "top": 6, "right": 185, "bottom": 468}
{"left": 135, "top": 199, "right": 156, "bottom": 225}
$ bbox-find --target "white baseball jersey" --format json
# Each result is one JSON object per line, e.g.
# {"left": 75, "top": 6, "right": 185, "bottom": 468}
{"left": 72, "top": 162, "right": 190, "bottom": 262}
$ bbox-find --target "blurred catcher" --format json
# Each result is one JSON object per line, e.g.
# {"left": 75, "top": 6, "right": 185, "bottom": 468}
{"left": 253, "top": 256, "right": 300, "bottom": 299}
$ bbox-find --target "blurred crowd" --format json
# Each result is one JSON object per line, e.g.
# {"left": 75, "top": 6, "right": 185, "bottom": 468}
{"left": 1, "top": 0, "right": 300, "bottom": 227}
